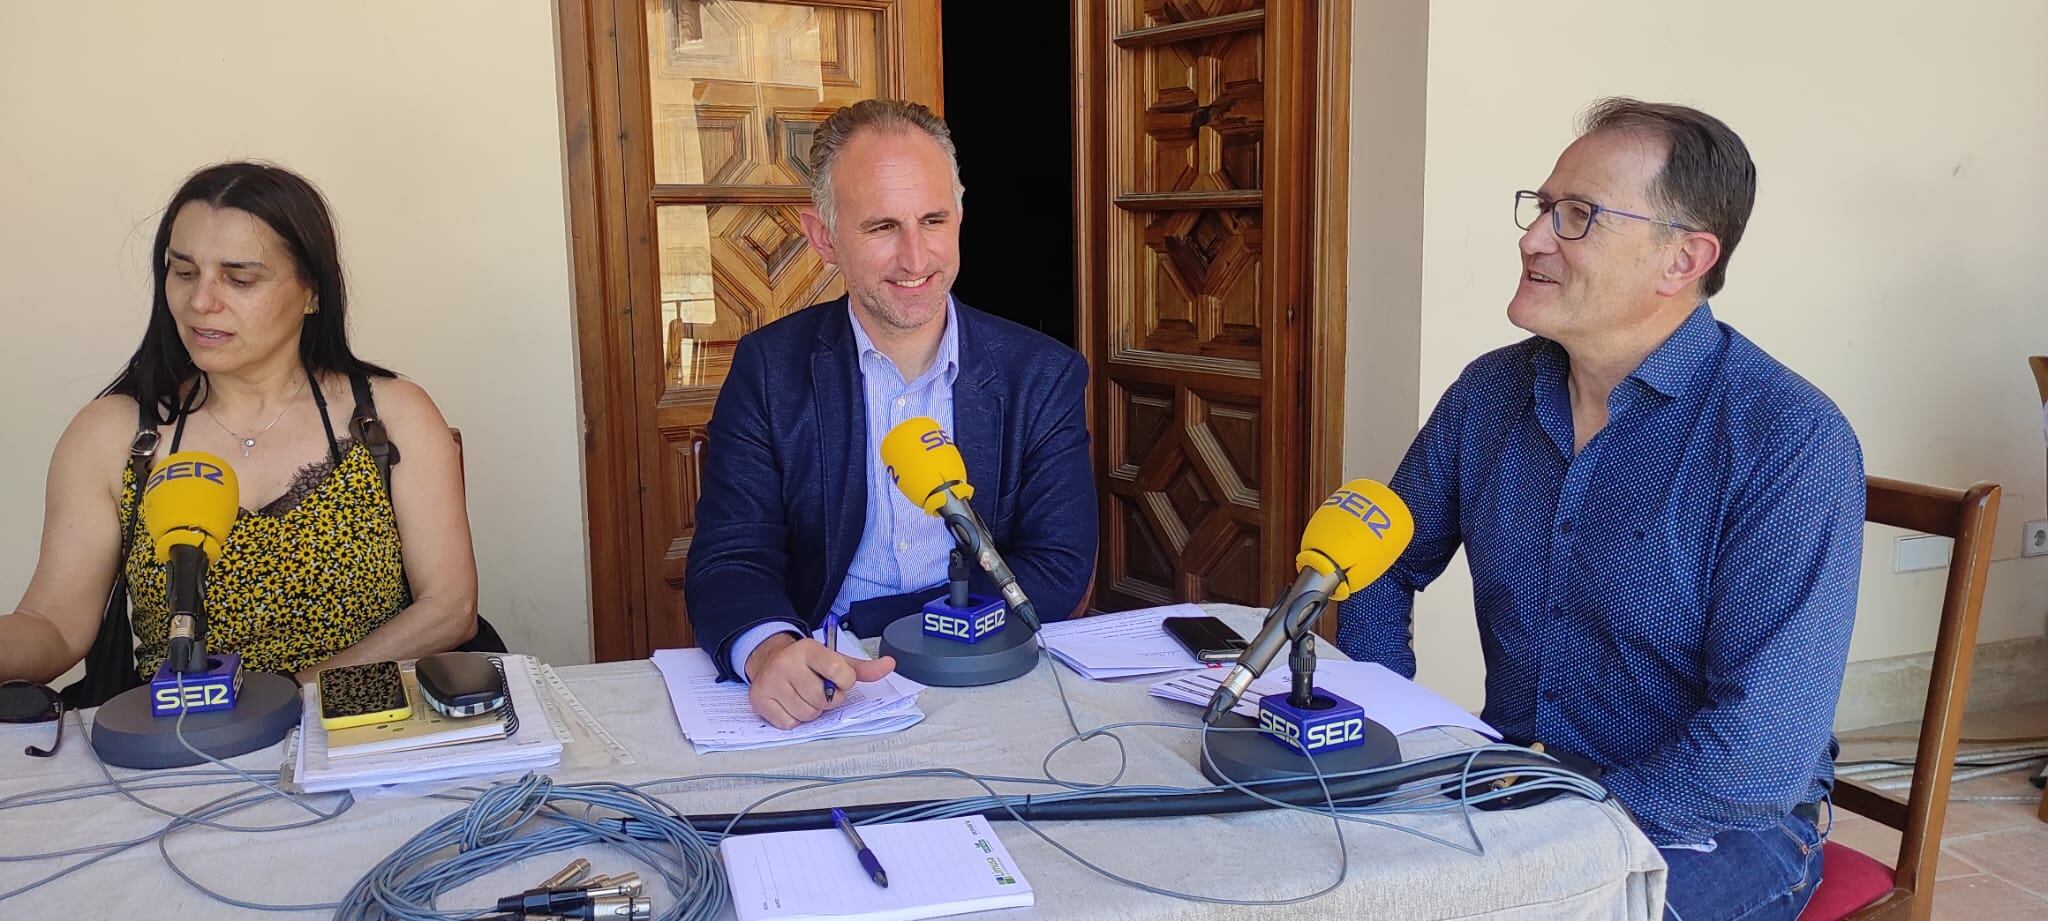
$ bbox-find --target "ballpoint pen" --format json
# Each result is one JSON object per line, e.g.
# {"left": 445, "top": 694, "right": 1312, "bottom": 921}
{"left": 832, "top": 807, "right": 889, "bottom": 888}
{"left": 822, "top": 613, "right": 841, "bottom": 701}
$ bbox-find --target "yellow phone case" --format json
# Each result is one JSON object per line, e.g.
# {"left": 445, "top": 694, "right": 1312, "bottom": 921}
{"left": 320, "top": 702, "right": 413, "bottom": 732}
{"left": 316, "top": 661, "right": 414, "bottom": 731}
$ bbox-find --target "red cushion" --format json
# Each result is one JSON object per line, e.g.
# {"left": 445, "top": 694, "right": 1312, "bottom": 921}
{"left": 1796, "top": 841, "right": 1897, "bottom": 921}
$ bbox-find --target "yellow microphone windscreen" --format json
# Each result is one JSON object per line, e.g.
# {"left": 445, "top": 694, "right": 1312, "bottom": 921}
{"left": 880, "top": 417, "right": 974, "bottom": 515}
{"left": 141, "top": 451, "right": 240, "bottom": 564}
{"left": 1296, "top": 478, "right": 1414, "bottom": 601}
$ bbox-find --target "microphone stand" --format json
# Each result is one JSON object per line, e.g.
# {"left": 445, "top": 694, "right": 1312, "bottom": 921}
{"left": 90, "top": 546, "right": 303, "bottom": 770}
{"left": 947, "top": 549, "right": 971, "bottom": 609}
{"left": 1287, "top": 616, "right": 1319, "bottom": 710}
{"left": 877, "top": 514, "right": 1042, "bottom": 687}
{"left": 1197, "top": 596, "right": 1400, "bottom": 787}
{"left": 164, "top": 543, "right": 210, "bottom": 676}
{"left": 936, "top": 495, "right": 1040, "bottom": 632}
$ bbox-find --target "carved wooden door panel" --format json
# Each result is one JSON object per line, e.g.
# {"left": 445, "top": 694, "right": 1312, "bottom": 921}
{"left": 1080, "top": 0, "right": 1318, "bottom": 612}
{"left": 568, "top": 0, "right": 940, "bottom": 658}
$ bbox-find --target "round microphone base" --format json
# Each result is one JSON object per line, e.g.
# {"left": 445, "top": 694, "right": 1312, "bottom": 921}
{"left": 879, "top": 615, "right": 1040, "bottom": 687}
{"left": 90, "top": 672, "right": 301, "bottom": 770}
{"left": 1198, "top": 713, "right": 1401, "bottom": 787}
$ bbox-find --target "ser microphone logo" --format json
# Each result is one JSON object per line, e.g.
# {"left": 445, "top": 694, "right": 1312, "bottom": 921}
{"left": 920, "top": 429, "right": 954, "bottom": 451}
{"left": 1310, "top": 718, "right": 1366, "bottom": 750}
{"left": 922, "top": 607, "right": 1004, "bottom": 638}
{"left": 153, "top": 683, "right": 231, "bottom": 710}
{"left": 1257, "top": 689, "right": 1370, "bottom": 754}
{"left": 146, "top": 459, "right": 228, "bottom": 492}
{"left": 1321, "top": 487, "right": 1394, "bottom": 538}
{"left": 923, "top": 611, "right": 968, "bottom": 637}
{"left": 921, "top": 598, "right": 1006, "bottom": 644}
{"left": 1257, "top": 709, "right": 1366, "bottom": 752}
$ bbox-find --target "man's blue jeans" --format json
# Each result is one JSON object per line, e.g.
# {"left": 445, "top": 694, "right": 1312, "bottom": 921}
{"left": 1661, "top": 806, "right": 1825, "bottom": 921}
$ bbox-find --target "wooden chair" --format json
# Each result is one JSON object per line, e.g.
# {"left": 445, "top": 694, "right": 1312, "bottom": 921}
{"left": 2031, "top": 356, "right": 2047, "bottom": 483}
{"left": 2032, "top": 357, "right": 2047, "bottom": 519}
{"left": 2030, "top": 357, "right": 2048, "bottom": 824}
{"left": 444, "top": 427, "right": 511, "bottom": 654}
{"left": 1797, "top": 476, "right": 2000, "bottom": 921}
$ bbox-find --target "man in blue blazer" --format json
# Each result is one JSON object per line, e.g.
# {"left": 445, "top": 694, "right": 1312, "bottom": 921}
{"left": 685, "top": 100, "right": 1097, "bottom": 728}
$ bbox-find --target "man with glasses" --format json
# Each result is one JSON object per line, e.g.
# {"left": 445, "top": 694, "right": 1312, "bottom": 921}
{"left": 1337, "top": 99, "right": 1863, "bottom": 921}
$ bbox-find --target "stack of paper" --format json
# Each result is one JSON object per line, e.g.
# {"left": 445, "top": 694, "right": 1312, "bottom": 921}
{"left": 651, "top": 638, "right": 924, "bottom": 754}
{"left": 288, "top": 654, "right": 563, "bottom": 793}
{"left": 721, "top": 815, "right": 1033, "bottom": 921}
{"left": 1039, "top": 603, "right": 1217, "bottom": 679}
{"left": 1149, "top": 658, "right": 1501, "bottom": 739}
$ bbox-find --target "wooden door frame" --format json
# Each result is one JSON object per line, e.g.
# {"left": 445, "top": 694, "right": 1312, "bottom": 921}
{"left": 560, "top": 0, "right": 645, "bottom": 661}
{"left": 1070, "top": 0, "right": 1353, "bottom": 612}
{"left": 559, "top": 0, "right": 946, "bottom": 660}
{"left": 1306, "top": 0, "right": 1352, "bottom": 510}
{"left": 560, "top": 0, "right": 1348, "bottom": 656}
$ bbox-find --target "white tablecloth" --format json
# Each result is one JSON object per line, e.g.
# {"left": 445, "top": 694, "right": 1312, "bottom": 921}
{"left": 0, "top": 605, "right": 1665, "bottom": 919}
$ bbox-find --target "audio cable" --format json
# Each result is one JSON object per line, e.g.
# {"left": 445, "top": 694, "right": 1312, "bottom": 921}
{"left": 0, "top": 651, "right": 1619, "bottom": 915}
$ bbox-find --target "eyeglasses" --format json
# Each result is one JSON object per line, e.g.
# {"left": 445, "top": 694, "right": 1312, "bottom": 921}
{"left": 0, "top": 680, "right": 65, "bottom": 758}
{"left": 1514, "top": 190, "right": 1694, "bottom": 241}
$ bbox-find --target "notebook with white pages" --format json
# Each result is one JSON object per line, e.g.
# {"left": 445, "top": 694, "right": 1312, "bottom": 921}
{"left": 720, "top": 815, "right": 1033, "bottom": 921}
{"left": 651, "top": 631, "right": 925, "bottom": 754}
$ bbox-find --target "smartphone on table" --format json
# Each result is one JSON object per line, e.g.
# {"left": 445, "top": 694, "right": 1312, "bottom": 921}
{"left": 317, "top": 660, "right": 412, "bottom": 730}
{"left": 1163, "top": 615, "right": 1249, "bottom": 664}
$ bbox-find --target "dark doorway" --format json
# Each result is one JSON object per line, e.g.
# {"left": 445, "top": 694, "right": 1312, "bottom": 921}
{"left": 940, "top": 2, "right": 1076, "bottom": 347}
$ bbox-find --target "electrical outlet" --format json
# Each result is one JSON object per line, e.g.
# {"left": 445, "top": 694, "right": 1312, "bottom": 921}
{"left": 2026, "top": 520, "right": 2048, "bottom": 559}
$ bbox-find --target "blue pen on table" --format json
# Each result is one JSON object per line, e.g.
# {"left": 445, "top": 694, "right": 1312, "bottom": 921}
{"left": 821, "top": 614, "right": 841, "bottom": 701}
{"left": 832, "top": 807, "right": 889, "bottom": 888}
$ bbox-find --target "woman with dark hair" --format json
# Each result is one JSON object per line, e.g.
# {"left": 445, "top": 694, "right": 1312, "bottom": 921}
{"left": 0, "top": 162, "right": 479, "bottom": 691}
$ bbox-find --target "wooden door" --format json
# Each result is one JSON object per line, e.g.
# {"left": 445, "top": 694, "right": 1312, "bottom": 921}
{"left": 1075, "top": 0, "right": 1345, "bottom": 613}
{"left": 563, "top": 0, "right": 942, "bottom": 659}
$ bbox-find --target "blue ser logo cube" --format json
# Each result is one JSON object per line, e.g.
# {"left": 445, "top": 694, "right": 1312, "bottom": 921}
{"left": 1256, "top": 689, "right": 1367, "bottom": 754}
{"left": 920, "top": 595, "right": 1007, "bottom": 645}
{"left": 149, "top": 653, "right": 245, "bottom": 718}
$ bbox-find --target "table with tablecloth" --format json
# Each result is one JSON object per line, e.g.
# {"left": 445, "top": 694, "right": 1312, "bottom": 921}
{"left": 0, "top": 604, "right": 1665, "bottom": 919}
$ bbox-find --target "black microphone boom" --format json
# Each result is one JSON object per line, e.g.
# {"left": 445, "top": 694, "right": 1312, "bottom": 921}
{"left": 935, "top": 492, "right": 1041, "bottom": 633}
{"left": 164, "top": 542, "right": 211, "bottom": 675}
{"left": 1199, "top": 560, "right": 1341, "bottom": 724}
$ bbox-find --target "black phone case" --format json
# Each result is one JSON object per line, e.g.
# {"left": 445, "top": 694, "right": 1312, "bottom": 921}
{"left": 1164, "top": 616, "right": 1246, "bottom": 659}
{"left": 416, "top": 652, "right": 508, "bottom": 717}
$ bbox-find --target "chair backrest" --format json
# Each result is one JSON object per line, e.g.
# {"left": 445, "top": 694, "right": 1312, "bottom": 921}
{"left": 2031, "top": 357, "right": 2046, "bottom": 510}
{"left": 1831, "top": 476, "right": 2000, "bottom": 921}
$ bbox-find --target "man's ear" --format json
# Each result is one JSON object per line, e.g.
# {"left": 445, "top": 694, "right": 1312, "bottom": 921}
{"left": 1657, "top": 231, "right": 1722, "bottom": 298}
{"left": 799, "top": 209, "right": 839, "bottom": 265}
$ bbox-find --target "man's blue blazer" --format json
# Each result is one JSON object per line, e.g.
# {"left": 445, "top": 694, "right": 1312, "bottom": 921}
{"left": 684, "top": 297, "right": 1098, "bottom": 680}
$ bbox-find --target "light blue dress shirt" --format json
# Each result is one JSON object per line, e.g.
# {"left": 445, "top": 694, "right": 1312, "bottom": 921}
{"left": 729, "top": 300, "right": 962, "bottom": 679}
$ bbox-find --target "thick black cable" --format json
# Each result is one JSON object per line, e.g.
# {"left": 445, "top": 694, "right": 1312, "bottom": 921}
{"left": 667, "top": 748, "right": 1596, "bottom": 834}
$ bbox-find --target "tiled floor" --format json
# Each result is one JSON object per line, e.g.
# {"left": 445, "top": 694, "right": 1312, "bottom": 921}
{"left": 1831, "top": 704, "right": 2048, "bottom": 919}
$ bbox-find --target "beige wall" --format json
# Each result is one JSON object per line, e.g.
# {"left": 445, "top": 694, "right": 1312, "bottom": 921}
{"left": 6, "top": 1, "right": 2043, "bottom": 697}
{"left": 1344, "top": 0, "right": 1429, "bottom": 497}
{"left": 1349, "top": 0, "right": 2048, "bottom": 710}
{"left": 0, "top": 2, "right": 594, "bottom": 667}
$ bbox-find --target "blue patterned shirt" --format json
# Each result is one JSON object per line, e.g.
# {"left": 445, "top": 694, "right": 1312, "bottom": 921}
{"left": 1335, "top": 304, "right": 1865, "bottom": 846}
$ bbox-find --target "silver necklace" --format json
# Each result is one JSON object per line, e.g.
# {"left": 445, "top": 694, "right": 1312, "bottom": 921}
{"left": 204, "top": 376, "right": 308, "bottom": 457}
